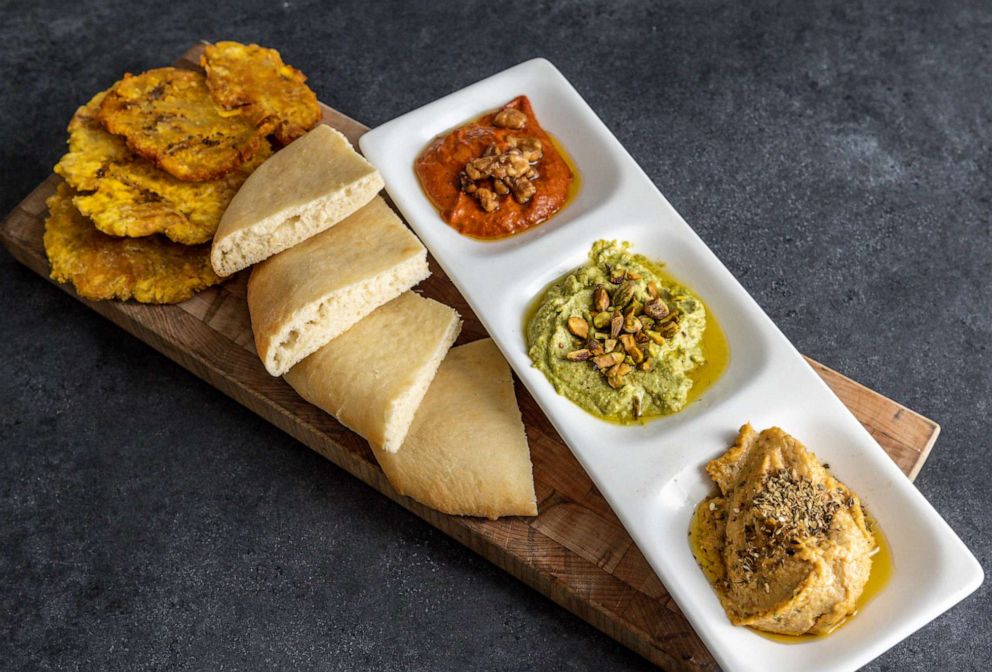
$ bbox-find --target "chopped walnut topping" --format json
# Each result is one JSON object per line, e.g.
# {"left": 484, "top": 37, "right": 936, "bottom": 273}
{"left": 504, "top": 150, "right": 531, "bottom": 177}
{"left": 509, "top": 176, "right": 536, "bottom": 203}
{"left": 493, "top": 107, "right": 527, "bottom": 129}
{"left": 475, "top": 187, "right": 499, "bottom": 212}
{"left": 507, "top": 135, "right": 543, "bottom": 162}
{"left": 466, "top": 151, "right": 528, "bottom": 181}
{"left": 458, "top": 171, "right": 477, "bottom": 193}
{"left": 458, "top": 131, "right": 544, "bottom": 210}
{"left": 465, "top": 156, "right": 495, "bottom": 180}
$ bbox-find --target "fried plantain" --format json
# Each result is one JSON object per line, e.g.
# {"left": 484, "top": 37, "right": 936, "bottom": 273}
{"left": 54, "top": 89, "right": 132, "bottom": 191}
{"left": 98, "top": 67, "right": 273, "bottom": 181}
{"left": 43, "top": 183, "right": 221, "bottom": 304}
{"left": 56, "top": 88, "right": 272, "bottom": 244}
{"left": 202, "top": 41, "right": 321, "bottom": 145}
{"left": 73, "top": 141, "right": 271, "bottom": 245}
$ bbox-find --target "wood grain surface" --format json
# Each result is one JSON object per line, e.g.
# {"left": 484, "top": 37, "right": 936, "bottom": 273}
{"left": 0, "top": 45, "right": 940, "bottom": 672}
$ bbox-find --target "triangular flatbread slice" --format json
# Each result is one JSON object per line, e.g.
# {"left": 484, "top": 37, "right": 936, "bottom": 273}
{"left": 211, "top": 124, "right": 383, "bottom": 276}
{"left": 284, "top": 292, "right": 461, "bottom": 453}
{"left": 248, "top": 197, "right": 429, "bottom": 376}
{"left": 372, "top": 339, "right": 538, "bottom": 519}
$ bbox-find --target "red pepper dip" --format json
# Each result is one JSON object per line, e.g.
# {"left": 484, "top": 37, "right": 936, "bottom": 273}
{"left": 414, "top": 95, "right": 574, "bottom": 239}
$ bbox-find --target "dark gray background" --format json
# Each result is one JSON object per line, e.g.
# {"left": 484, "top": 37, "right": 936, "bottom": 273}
{"left": 1, "top": 1, "right": 989, "bottom": 670}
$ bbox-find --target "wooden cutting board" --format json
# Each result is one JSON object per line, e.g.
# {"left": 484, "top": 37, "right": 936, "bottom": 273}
{"left": 0, "top": 45, "right": 940, "bottom": 672}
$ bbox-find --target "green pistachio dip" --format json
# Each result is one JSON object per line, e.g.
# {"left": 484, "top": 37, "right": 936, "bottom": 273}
{"left": 526, "top": 240, "right": 707, "bottom": 423}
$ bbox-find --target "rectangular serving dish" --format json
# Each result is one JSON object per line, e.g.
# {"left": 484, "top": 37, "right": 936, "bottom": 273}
{"left": 360, "top": 59, "right": 982, "bottom": 672}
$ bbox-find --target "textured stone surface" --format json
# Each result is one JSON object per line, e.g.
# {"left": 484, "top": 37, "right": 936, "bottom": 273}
{"left": 1, "top": 1, "right": 989, "bottom": 670}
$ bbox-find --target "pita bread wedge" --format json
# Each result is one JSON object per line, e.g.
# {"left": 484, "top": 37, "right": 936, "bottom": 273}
{"left": 248, "top": 197, "right": 429, "bottom": 376}
{"left": 284, "top": 292, "right": 461, "bottom": 453}
{"left": 372, "top": 339, "right": 538, "bottom": 519}
{"left": 211, "top": 124, "right": 383, "bottom": 277}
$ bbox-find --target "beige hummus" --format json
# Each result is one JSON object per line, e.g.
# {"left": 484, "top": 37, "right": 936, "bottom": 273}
{"left": 691, "top": 424, "right": 877, "bottom": 636}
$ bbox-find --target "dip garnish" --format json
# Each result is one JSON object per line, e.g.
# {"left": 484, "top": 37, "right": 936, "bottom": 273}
{"left": 526, "top": 240, "right": 722, "bottom": 423}
{"left": 560, "top": 275, "right": 683, "bottom": 402}
{"left": 415, "top": 95, "right": 574, "bottom": 239}
{"left": 751, "top": 468, "right": 846, "bottom": 540}
{"left": 458, "top": 133, "right": 543, "bottom": 212}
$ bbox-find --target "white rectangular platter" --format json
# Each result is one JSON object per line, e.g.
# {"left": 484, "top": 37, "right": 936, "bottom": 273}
{"left": 359, "top": 59, "right": 983, "bottom": 672}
